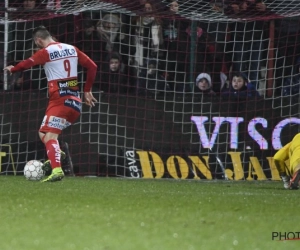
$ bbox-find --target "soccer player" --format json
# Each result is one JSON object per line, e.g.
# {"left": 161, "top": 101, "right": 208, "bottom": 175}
{"left": 3, "top": 26, "right": 97, "bottom": 182}
{"left": 273, "top": 133, "right": 300, "bottom": 189}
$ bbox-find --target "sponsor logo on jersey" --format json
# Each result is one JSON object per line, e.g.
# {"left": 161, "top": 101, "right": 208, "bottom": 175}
{"left": 58, "top": 79, "right": 78, "bottom": 88}
{"left": 49, "top": 48, "right": 76, "bottom": 60}
{"left": 59, "top": 89, "right": 80, "bottom": 98}
{"left": 64, "top": 99, "right": 82, "bottom": 113}
{"left": 48, "top": 116, "right": 71, "bottom": 130}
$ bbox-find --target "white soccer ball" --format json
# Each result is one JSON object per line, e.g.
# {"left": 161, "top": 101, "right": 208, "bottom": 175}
{"left": 24, "top": 160, "right": 45, "bottom": 181}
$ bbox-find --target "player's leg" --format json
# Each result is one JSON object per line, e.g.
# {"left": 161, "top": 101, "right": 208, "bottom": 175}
{"left": 288, "top": 140, "right": 300, "bottom": 189}
{"left": 289, "top": 160, "right": 300, "bottom": 189}
{"left": 289, "top": 164, "right": 300, "bottom": 189}
{"left": 41, "top": 153, "right": 66, "bottom": 172}
{"left": 273, "top": 142, "right": 291, "bottom": 189}
{"left": 273, "top": 159, "right": 290, "bottom": 189}
{"left": 40, "top": 131, "right": 65, "bottom": 182}
{"left": 39, "top": 103, "right": 81, "bottom": 182}
{"left": 40, "top": 131, "right": 66, "bottom": 172}
{"left": 38, "top": 111, "right": 68, "bottom": 182}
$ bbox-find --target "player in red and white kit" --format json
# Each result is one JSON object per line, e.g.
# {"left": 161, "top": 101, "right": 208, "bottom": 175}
{"left": 3, "top": 26, "right": 97, "bottom": 182}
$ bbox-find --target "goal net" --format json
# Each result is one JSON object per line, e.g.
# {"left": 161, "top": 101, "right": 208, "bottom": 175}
{"left": 1, "top": 0, "right": 300, "bottom": 180}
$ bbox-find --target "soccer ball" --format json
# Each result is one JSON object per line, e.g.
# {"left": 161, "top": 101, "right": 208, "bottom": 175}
{"left": 24, "top": 160, "right": 45, "bottom": 181}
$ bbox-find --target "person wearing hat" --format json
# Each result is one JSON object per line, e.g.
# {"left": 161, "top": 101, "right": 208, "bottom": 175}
{"left": 194, "top": 73, "right": 216, "bottom": 95}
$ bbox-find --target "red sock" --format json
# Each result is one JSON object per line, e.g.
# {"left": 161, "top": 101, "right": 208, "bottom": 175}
{"left": 45, "top": 139, "right": 61, "bottom": 169}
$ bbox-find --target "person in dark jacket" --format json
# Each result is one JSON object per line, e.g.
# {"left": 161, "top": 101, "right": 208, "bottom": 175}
{"left": 76, "top": 19, "right": 106, "bottom": 68}
{"left": 222, "top": 71, "right": 260, "bottom": 98}
{"left": 282, "top": 57, "right": 300, "bottom": 96}
{"left": 100, "top": 52, "right": 127, "bottom": 94}
{"left": 225, "top": 0, "right": 268, "bottom": 87}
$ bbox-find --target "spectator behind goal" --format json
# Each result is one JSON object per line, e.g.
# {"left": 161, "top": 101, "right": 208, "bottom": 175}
{"left": 224, "top": 0, "right": 268, "bottom": 88}
{"left": 99, "top": 52, "right": 127, "bottom": 94}
{"left": 194, "top": 73, "right": 216, "bottom": 95}
{"left": 281, "top": 57, "right": 300, "bottom": 96}
{"left": 221, "top": 71, "right": 260, "bottom": 98}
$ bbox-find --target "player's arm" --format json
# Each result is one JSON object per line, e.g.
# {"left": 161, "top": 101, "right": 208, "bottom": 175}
{"left": 3, "top": 49, "right": 49, "bottom": 74}
{"left": 76, "top": 48, "right": 97, "bottom": 91}
{"left": 76, "top": 47, "right": 98, "bottom": 107}
{"left": 273, "top": 142, "right": 291, "bottom": 175}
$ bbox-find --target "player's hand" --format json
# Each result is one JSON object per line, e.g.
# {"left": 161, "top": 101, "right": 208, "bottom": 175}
{"left": 3, "top": 65, "right": 14, "bottom": 75}
{"left": 84, "top": 92, "right": 97, "bottom": 107}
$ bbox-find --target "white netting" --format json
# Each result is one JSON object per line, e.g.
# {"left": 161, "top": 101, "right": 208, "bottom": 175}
{"left": 0, "top": 1, "right": 300, "bottom": 179}
{"left": 2, "top": 1, "right": 300, "bottom": 22}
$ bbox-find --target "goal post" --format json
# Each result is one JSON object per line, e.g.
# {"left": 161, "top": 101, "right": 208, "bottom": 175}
{"left": 1, "top": 1, "right": 300, "bottom": 180}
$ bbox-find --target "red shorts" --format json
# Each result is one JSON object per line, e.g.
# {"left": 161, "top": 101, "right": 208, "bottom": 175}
{"left": 39, "top": 100, "right": 81, "bottom": 134}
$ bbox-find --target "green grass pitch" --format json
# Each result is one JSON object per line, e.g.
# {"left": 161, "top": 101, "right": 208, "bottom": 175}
{"left": 0, "top": 176, "right": 298, "bottom": 250}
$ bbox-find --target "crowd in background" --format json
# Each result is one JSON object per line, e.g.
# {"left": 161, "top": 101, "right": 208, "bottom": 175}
{"left": 1, "top": 0, "right": 300, "bottom": 99}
